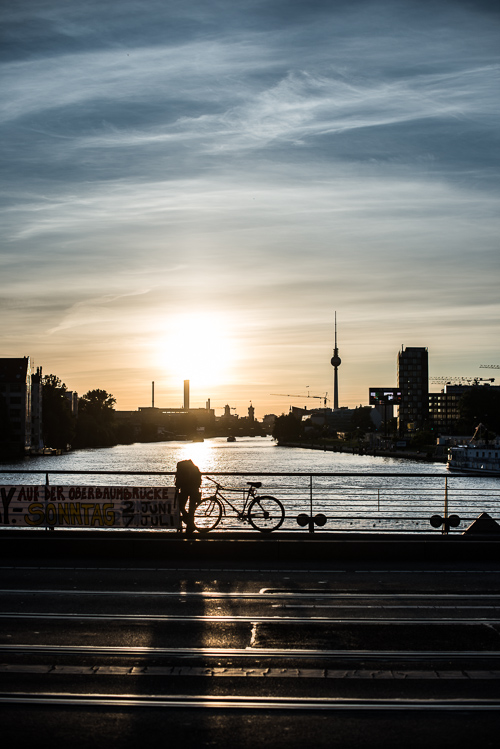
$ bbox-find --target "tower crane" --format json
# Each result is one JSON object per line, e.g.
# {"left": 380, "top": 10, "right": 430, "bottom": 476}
{"left": 271, "top": 392, "right": 330, "bottom": 407}
{"left": 480, "top": 364, "right": 500, "bottom": 369}
{"left": 430, "top": 377, "right": 494, "bottom": 385}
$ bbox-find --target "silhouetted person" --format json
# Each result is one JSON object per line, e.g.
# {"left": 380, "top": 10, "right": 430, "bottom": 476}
{"left": 175, "top": 459, "right": 202, "bottom": 536}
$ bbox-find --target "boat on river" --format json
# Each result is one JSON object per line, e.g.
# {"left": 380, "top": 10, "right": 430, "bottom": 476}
{"left": 447, "top": 444, "right": 500, "bottom": 476}
{"left": 447, "top": 425, "right": 500, "bottom": 477}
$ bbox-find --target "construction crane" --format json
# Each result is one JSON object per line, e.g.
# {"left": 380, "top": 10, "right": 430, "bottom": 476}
{"left": 430, "top": 377, "right": 494, "bottom": 385}
{"left": 430, "top": 376, "right": 474, "bottom": 382}
{"left": 271, "top": 392, "right": 330, "bottom": 407}
{"left": 480, "top": 364, "right": 500, "bottom": 369}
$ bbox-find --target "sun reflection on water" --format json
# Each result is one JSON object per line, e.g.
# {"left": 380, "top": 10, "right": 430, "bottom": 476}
{"left": 176, "top": 439, "right": 214, "bottom": 472}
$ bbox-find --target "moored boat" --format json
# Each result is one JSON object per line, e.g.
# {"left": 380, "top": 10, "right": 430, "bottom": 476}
{"left": 447, "top": 443, "right": 500, "bottom": 477}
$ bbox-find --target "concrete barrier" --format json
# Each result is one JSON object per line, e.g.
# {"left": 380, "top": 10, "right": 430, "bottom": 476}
{"left": 1, "top": 529, "right": 499, "bottom": 563}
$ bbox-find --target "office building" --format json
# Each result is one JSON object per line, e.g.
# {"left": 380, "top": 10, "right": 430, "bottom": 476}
{"left": 429, "top": 382, "right": 500, "bottom": 435}
{"left": 397, "top": 346, "right": 429, "bottom": 433}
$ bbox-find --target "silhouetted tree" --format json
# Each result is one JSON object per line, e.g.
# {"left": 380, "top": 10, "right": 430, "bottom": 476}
{"left": 350, "top": 406, "right": 376, "bottom": 435}
{"left": 456, "top": 387, "right": 500, "bottom": 436}
{"left": 80, "top": 389, "right": 116, "bottom": 414}
{"left": 272, "top": 413, "right": 304, "bottom": 443}
{"left": 75, "top": 389, "right": 116, "bottom": 447}
{"left": 42, "top": 374, "right": 75, "bottom": 449}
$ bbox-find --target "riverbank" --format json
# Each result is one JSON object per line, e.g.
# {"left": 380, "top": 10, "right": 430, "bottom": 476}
{"left": 276, "top": 441, "right": 445, "bottom": 463}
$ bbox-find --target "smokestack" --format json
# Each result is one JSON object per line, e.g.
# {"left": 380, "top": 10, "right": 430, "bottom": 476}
{"left": 152, "top": 381, "right": 155, "bottom": 408}
{"left": 184, "top": 380, "right": 190, "bottom": 410}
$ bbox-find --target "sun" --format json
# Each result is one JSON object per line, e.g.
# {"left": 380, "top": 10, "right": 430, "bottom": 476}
{"left": 157, "top": 312, "right": 236, "bottom": 390}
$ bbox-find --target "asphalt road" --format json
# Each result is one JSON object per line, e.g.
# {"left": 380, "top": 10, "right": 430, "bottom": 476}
{"left": 1, "top": 547, "right": 500, "bottom": 747}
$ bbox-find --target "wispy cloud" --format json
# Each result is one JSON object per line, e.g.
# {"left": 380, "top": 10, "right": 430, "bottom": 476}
{"left": 46, "top": 288, "right": 153, "bottom": 334}
{"left": 1, "top": 0, "right": 499, "bottom": 411}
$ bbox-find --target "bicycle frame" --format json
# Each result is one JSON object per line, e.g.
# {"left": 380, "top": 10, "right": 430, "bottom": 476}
{"left": 196, "top": 478, "right": 285, "bottom": 534}
{"left": 208, "top": 480, "right": 257, "bottom": 520}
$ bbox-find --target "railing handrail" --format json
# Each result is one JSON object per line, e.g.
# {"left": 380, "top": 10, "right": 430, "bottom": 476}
{"left": 0, "top": 469, "right": 468, "bottom": 477}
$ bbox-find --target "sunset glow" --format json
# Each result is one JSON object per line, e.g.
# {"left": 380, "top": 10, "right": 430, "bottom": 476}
{"left": 1, "top": 1, "right": 499, "bottom": 418}
{"left": 157, "top": 312, "right": 237, "bottom": 390}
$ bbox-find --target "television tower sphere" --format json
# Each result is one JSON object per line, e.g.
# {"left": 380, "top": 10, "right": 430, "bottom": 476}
{"left": 331, "top": 352, "right": 341, "bottom": 367}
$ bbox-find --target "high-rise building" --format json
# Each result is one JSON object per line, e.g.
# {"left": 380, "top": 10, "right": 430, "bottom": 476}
{"left": 397, "top": 346, "right": 428, "bottom": 433}
{"left": 0, "top": 357, "right": 34, "bottom": 454}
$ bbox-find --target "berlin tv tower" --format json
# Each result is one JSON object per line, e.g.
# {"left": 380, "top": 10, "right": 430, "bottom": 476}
{"left": 330, "top": 312, "right": 341, "bottom": 410}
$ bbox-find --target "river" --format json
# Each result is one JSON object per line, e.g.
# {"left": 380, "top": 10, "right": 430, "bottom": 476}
{"left": 0, "top": 435, "right": 446, "bottom": 480}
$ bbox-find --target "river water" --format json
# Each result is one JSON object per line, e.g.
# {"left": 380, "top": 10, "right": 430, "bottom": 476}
{"left": 0, "top": 435, "right": 446, "bottom": 479}
{"left": 1, "top": 437, "right": 498, "bottom": 533}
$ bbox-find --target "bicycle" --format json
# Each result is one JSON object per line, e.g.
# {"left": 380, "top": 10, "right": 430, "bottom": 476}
{"left": 193, "top": 477, "right": 285, "bottom": 534}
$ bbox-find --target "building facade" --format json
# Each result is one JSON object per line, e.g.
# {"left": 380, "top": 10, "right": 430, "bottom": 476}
{"left": 429, "top": 383, "right": 500, "bottom": 435}
{"left": 31, "top": 365, "right": 44, "bottom": 451}
{"left": 397, "top": 346, "right": 429, "bottom": 433}
{"left": 0, "top": 357, "right": 40, "bottom": 454}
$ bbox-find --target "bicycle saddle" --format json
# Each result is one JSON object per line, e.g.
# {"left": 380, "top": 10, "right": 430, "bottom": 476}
{"left": 247, "top": 481, "right": 262, "bottom": 489}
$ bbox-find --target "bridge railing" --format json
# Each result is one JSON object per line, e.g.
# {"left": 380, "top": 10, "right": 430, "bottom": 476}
{"left": 200, "top": 471, "right": 499, "bottom": 534}
{"left": 1, "top": 470, "right": 498, "bottom": 534}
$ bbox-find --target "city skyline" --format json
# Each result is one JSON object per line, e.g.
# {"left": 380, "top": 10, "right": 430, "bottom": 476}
{"left": 1, "top": 1, "right": 499, "bottom": 418}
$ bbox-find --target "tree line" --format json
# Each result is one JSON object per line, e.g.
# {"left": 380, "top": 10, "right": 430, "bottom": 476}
{"left": 42, "top": 375, "right": 131, "bottom": 450}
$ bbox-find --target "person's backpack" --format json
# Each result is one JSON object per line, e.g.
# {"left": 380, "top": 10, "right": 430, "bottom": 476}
{"left": 175, "top": 459, "right": 202, "bottom": 490}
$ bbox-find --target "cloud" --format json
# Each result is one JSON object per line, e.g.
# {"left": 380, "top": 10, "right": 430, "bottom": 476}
{"left": 46, "top": 288, "right": 153, "bottom": 334}
{"left": 1, "top": 0, "right": 499, "bottom": 411}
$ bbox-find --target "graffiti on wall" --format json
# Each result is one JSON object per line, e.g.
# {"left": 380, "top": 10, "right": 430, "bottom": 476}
{"left": 0, "top": 486, "right": 179, "bottom": 529}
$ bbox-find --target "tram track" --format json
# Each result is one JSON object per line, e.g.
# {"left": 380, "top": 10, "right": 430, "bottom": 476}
{"left": 2, "top": 643, "right": 500, "bottom": 663}
{"left": 2, "top": 559, "right": 500, "bottom": 746}
{"left": 2, "top": 588, "right": 500, "bottom": 600}
{"left": 2, "top": 591, "right": 500, "bottom": 663}
{"left": 3, "top": 612, "right": 500, "bottom": 624}
{"left": 1, "top": 691, "right": 500, "bottom": 711}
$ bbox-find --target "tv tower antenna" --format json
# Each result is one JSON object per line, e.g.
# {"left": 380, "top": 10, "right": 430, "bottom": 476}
{"left": 330, "top": 312, "right": 341, "bottom": 410}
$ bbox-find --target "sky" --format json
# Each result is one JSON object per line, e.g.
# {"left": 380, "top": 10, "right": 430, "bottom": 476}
{"left": 1, "top": 0, "right": 499, "bottom": 418}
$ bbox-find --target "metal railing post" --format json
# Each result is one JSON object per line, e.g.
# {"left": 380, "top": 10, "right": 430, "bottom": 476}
{"left": 309, "top": 475, "right": 314, "bottom": 533}
{"left": 45, "top": 472, "right": 53, "bottom": 532}
{"left": 443, "top": 476, "right": 448, "bottom": 536}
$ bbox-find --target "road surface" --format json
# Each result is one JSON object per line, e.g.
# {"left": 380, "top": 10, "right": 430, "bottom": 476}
{"left": 1, "top": 548, "right": 499, "bottom": 747}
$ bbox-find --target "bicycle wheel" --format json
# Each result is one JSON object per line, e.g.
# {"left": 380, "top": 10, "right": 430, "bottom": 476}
{"left": 248, "top": 495, "right": 284, "bottom": 533}
{"left": 193, "top": 496, "right": 222, "bottom": 534}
